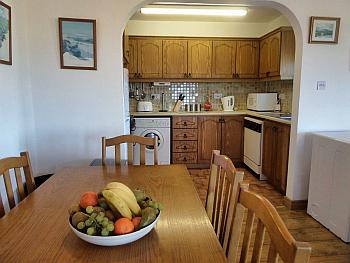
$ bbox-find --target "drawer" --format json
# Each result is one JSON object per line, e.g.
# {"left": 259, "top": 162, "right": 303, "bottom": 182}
{"left": 172, "top": 153, "right": 197, "bottom": 164}
{"left": 173, "top": 116, "right": 197, "bottom": 129}
{"left": 172, "top": 129, "right": 198, "bottom": 141}
{"left": 173, "top": 141, "right": 197, "bottom": 153}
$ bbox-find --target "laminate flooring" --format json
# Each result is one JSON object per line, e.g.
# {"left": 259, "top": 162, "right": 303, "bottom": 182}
{"left": 188, "top": 168, "right": 350, "bottom": 263}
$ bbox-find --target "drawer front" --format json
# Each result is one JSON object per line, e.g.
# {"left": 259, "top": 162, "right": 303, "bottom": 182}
{"left": 172, "top": 153, "right": 197, "bottom": 164}
{"left": 172, "top": 129, "right": 198, "bottom": 141}
{"left": 173, "top": 141, "right": 198, "bottom": 153}
{"left": 173, "top": 117, "right": 198, "bottom": 129}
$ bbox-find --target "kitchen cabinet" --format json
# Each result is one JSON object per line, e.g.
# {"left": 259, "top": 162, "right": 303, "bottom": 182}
{"left": 128, "top": 38, "right": 163, "bottom": 79}
{"left": 163, "top": 40, "right": 188, "bottom": 78}
{"left": 188, "top": 40, "right": 212, "bottom": 78}
{"left": 262, "top": 120, "right": 290, "bottom": 194}
{"left": 198, "top": 116, "right": 244, "bottom": 164}
{"left": 212, "top": 40, "right": 236, "bottom": 78}
{"left": 172, "top": 116, "right": 198, "bottom": 164}
{"left": 236, "top": 40, "right": 259, "bottom": 78}
{"left": 259, "top": 28, "right": 295, "bottom": 80}
{"left": 123, "top": 30, "right": 130, "bottom": 67}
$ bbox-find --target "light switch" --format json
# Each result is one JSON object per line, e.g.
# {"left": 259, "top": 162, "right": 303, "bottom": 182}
{"left": 317, "top": 81, "right": 326, "bottom": 91}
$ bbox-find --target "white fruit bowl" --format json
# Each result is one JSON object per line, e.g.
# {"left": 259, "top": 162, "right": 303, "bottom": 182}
{"left": 69, "top": 212, "right": 161, "bottom": 246}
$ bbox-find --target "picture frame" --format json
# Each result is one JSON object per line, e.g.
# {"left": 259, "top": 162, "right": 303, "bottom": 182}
{"left": 59, "top": 18, "right": 97, "bottom": 70}
{"left": 0, "top": 1, "right": 12, "bottom": 65}
{"left": 309, "top": 16, "right": 340, "bottom": 44}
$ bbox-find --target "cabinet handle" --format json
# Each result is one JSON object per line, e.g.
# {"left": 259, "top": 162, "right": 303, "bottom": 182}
{"left": 183, "top": 121, "right": 187, "bottom": 126}
{"left": 126, "top": 51, "right": 130, "bottom": 56}
{"left": 134, "top": 73, "right": 137, "bottom": 78}
{"left": 139, "top": 73, "right": 142, "bottom": 78}
{"left": 232, "top": 73, "right": 235, "bottom": 79}
{"left": 183, "top": 157, "right": 187, "bottom": 162}
{"left": 266, "top": 72, "right": 270, "bottom": 76}
{"left": 183, "top": 134, "right": 187, "bottom": 138}
{"left": 188, "top": 73, "right": 192, "bottom": 78}
{"left": 184, "top": 73, "right": 188, "bottom": 78}
{"left": 236, "top": 73, "right": 240, "bottom": 78}
{"left": 183, "top": 146, "right": 187, "bottom": 150}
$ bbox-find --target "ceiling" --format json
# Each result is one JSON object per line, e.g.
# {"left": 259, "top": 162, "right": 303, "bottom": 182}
{"left": 130, "top": 4, "right": 283, "bottom": 23}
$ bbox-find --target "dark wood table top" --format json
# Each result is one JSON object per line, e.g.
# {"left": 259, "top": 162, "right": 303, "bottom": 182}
{"left": 0, "top": 165, "right": 226, "bottom": 262}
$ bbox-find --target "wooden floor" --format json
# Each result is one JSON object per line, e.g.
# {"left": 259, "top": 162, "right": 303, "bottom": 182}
{"left": 188, "top": 168, "right": 350, "bottom": 263}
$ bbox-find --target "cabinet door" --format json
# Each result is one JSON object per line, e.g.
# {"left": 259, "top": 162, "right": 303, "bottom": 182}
{"left": 262, "top": 121, "right": 276, "bottom": 186}
{"left": 268, "top": 32, "right": 281, "bottom": 77}
{"left": 123, "top": 30, "right": 130, "bottom": 65}
{"left": 259, "top": 38, "right": 269, "bottom": 78}
{"left": 197, "top": 117, "right": 221, "bottom": 163}
{"left": 236, "top": 40, "right": 259, "bottom": 78}
{"left": 138, "top": 39, "right": 163, "bottom": 78}
{"left": 163, "top": 40, "right": 188, "bottom": 79}
{"left": 221, "top": 116, "right": 244, "bottom": 162}
{"left": 275, "top": 123, "right": 290, "bottom": 194}
{"left": 212, "top": 40, "right": 236, "bottom": 78}
{"left": 188, "top": 40, "right": 212, "bottom": 78}
{"left": 128, "top": 38, "right": 138, "bottom": 78}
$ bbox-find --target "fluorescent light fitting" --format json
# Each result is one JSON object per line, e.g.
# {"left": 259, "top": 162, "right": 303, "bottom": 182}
{"left": 140, "top": 7, "right": 248, "bottom": 16}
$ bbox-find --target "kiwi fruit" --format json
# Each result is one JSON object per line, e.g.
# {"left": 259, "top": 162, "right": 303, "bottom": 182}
{"left": 71, "top": 212, "right": 89, "bottom": 227}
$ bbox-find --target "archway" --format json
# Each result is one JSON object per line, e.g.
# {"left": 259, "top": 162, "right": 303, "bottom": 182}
{"left": 121, "top": 0, "right": 304, "bottom": 202}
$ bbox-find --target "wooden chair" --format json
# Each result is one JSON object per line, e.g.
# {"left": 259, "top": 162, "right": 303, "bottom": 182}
{"left": 102, "top": 135, "right": 158, "bottom": 165}
{"left": 0, "top": 152, "right": 36, "bottom": 217}
{"left": 205, "top": 150, "right": 245, "bottom": 246}
{"left": 227, "top": 186, "right": 312, "bottom": 262}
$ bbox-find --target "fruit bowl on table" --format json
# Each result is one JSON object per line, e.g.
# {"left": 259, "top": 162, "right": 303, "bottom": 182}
{"left": 69, "top": 212, "right": 161, "bottom": 246}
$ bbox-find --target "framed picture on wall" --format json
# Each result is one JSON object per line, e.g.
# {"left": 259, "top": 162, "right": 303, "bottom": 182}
{"left": 0, "top": 1, "right": 12, "bottom": 65}
{"left": 309, "top": 16, "right": 340, "bottom": 44}
{"left": 59, "top": 18, "right": 97, "bottom": 70}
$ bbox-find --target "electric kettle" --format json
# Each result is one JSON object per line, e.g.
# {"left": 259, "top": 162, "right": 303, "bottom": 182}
{"left": 221, "top": 96, "right": 234, "bottom": 111}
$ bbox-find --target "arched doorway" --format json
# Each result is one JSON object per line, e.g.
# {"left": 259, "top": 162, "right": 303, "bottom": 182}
{"left": 122, "top": 0, "right": 304, "bottom": 202}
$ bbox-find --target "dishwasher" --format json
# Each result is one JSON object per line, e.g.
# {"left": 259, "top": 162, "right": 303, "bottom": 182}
{"left": 243, "top": 117, "right": 266, "bottom": 180}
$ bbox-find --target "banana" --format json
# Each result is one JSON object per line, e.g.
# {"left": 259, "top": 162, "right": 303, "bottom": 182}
{"left": 102, "top": 190, "right": 132, "bottom": 220}
{"left": 108, "top": 188, "right": 141, "bottom": 215}
{"left": 105, "top": 182, "right": 136, "bottom": 200}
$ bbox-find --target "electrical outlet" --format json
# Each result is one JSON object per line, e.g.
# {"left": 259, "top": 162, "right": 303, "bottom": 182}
{"left": 213, "top": 93, "right": 222, "bottom": 99}
{"left": 317, "top": 81, "right": 326, "bottom": 91}
{"left": 151, "top": 93, "right": 160, "bottom": 100}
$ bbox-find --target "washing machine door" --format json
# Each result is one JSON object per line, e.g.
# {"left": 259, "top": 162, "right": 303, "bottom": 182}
{"left": 140, "top": 129, "right": 164, "bottom": 150}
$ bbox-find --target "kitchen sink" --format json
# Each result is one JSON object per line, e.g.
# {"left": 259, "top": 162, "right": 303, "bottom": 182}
{"left": 259, "top": 112, "right": 292, "bottom": 120}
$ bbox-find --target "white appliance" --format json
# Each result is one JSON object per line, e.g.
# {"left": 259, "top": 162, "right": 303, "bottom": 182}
{"left": 121, "top": 68, "right": 130, "bottom": 159}
{"left": 137, "top": 101, "right": 153, "bottom": 112}
{"left": 247, "top": 93, "right": 277, "bottom": 111}
{"left": 132, "top": 117, "right": 171, "bottom": 165}
{"left": 243, "top": 117, "right": 266, "bottom": 180}
{"left": 221, "top": 96, "right": 234, "bottom": 111}
{"left": 307, "top": 131, "right": 350, "bottom": 242}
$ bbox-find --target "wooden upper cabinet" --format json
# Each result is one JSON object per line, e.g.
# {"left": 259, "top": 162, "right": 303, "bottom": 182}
{"left": 138, "top": 39, "right": 163, "bottom": 78}
{"left": 188, "top": 40, "right": 212, "bottom": 78}
{"left": 212, "top": 40, "right": 236, "bottom": 78}
{"left": 259, "top": 38, "right": 270, "bottom": 78}
{"left": 197, "top": 117, "right": 221, "bottom": 164}
{"left": 123, "top": 30, "right": 130, "bottom": 66}
{"left": 236, "top": 40, "right": 259, "bottom": 78}
{"left": 268, "top": 32, "right": 281, "bottom": 77}
{"left": 221, "top": 116, "right": 243, "bottom": 162}
{"left": 163, "top": 40, "right": 188, "bottom": 79}
{"left": 128, "top": 38, "right": 138, "bottom": 78}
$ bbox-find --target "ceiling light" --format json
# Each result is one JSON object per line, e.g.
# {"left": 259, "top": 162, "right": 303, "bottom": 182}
{"left": 140, "top": 7, "right": 248, "bottom": 17}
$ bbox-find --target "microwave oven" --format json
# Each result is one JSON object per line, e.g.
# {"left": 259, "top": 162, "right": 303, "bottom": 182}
{"left": 247, "top": 93, "right": 277, "bottom": 111}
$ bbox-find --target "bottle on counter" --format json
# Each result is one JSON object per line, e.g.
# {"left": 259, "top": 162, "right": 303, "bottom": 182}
{"left": 203, "top": 95, "right": 212, "bottom": 111}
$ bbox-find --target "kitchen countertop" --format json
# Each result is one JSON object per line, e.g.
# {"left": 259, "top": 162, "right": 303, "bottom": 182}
{"left": 130, "top": 110, "right": 291, "bottom": 125}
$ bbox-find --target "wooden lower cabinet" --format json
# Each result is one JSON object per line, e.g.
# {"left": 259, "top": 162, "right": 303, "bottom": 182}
{"left": 197, "top": 116, "right": 244, "bottom": 164}
{"left": 262, "top": 120, "right": 290, "bottom": 194}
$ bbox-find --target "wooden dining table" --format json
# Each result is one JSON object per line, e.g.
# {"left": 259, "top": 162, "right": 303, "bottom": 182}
{"left": 0, "top": 164, "right": 227, "bottom": 262}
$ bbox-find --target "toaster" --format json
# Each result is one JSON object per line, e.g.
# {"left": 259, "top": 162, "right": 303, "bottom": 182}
{"left": 137, "top": 101, "right": 153, "bottom": 112}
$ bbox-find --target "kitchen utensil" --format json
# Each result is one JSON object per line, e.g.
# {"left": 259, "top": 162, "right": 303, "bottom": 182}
{"left": 140, "top": 83, "right": 146, "bottom": 100}
{"left": 159, "top": 92, "right": 168, "bottom": 112}
{"left": 135, "top": 87, "right": 140, "bottom": 101}
{"left": 221, "top": 96, "right": 234, "bottom": 111}
{"left": 137, "top": 101, "right": 153, "bottom": 112}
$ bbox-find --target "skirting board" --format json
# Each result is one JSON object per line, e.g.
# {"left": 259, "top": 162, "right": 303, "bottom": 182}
{"left": 284, "top": 197, "right": 308, "bottom": 210}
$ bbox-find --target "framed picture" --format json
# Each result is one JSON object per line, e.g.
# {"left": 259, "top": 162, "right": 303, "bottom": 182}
{"left": 59, "top": 18, "right": 97, "bottom": 70}
{"left": 309, "top": 16, "right": 340, "bottom": 44}
{"left": 0, "top": 1, "right": 12, "bottom": 65}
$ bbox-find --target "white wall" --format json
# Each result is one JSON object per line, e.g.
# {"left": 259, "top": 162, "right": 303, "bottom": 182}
{"left": 127, "top": 15, "right": 291, "bottom": 37}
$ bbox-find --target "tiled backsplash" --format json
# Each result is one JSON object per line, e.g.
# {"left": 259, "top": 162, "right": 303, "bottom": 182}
{"left": 129, "top": 80, "right": 293, "bottom": 113}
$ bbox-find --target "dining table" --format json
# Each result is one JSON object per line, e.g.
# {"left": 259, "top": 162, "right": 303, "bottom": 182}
{"left": 0, "top": 164, "right": 227, "bottom": 262}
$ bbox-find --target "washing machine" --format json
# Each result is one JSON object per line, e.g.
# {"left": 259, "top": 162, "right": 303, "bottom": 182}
{"left": 131, "top": 117, "right": 171, "bottom": 165}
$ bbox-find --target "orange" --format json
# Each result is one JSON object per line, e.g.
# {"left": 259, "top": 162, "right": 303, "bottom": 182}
{"left": 131, "top": 217, "right": 142, "bottom": 229}
{"left": 114, "top": 218, "right": 134, "bottom": 235}
{"left": 79, "top": 192, "right": 98, "bottom": 208}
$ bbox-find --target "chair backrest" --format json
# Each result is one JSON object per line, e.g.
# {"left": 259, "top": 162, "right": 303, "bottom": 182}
{"left": 102, "top": 134, "right": 158, "bottom": 165}
{"left": 205, "top": 150, "right": 244, "bottom": 250}
{"left": 0, "top": 152, "right": 36, "bottom": 217}
{"left": 228, "top": 187, "right": 312, "bottom": 263}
